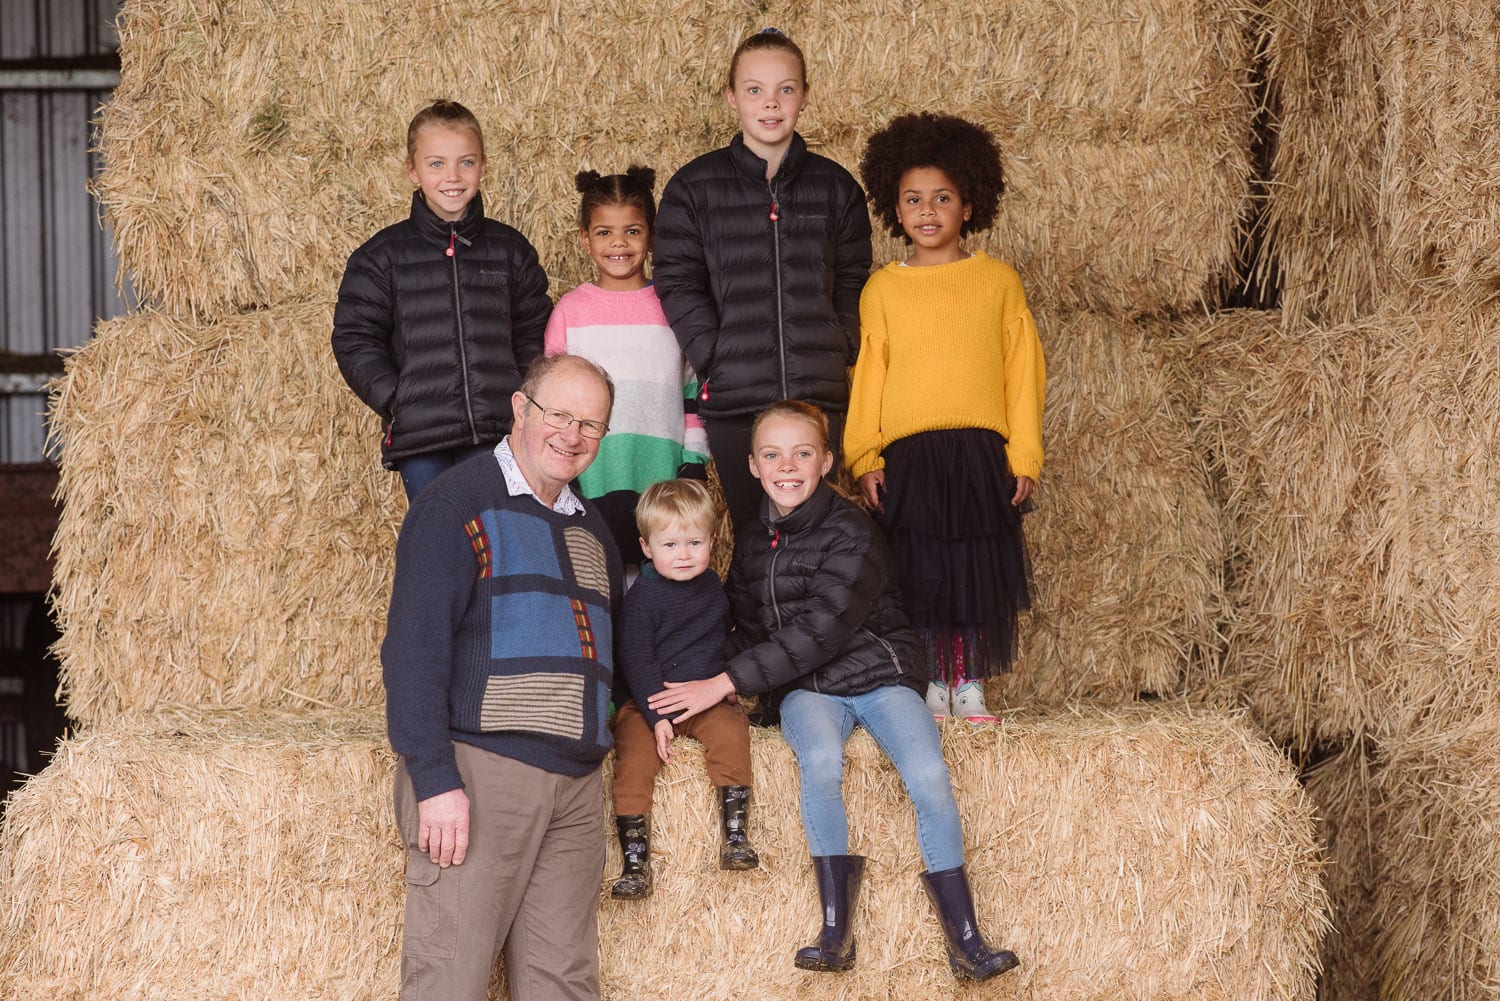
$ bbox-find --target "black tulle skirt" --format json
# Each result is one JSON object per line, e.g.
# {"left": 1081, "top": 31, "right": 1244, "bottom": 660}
{"left": 880, "top": 428, "right": 1033, "bottom": 683}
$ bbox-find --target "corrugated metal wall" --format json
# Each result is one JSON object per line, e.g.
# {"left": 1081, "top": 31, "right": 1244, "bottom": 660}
{"left": 1, "top": 0, "right": 127, "bottom": 462}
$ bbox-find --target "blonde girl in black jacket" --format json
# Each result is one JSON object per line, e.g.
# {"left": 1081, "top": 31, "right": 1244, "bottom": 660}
{"left": 331, "top": 100, "right": 551, "bottom": 501}
{"left": 647, "top": 401, "right": 1019, "bottom": 982}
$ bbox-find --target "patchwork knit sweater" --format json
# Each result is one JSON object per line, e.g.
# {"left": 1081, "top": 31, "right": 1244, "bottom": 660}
{"left": 382, "top": 455, "right": 622, "bottom": 802}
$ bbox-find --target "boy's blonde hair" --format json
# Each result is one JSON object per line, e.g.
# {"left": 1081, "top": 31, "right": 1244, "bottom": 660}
{"left": 636, "top": 479, "right": 716, "bottom": 538}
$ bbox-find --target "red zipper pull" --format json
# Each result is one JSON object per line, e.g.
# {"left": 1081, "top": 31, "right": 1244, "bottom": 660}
{"left": 446, "top": 230, "right": 456, "bottom": 257}
{"left": 769, "top": 199, "right": 779, "bottom": 222}
{"left": 699, "top": 379, "right": 710, "bottom": 401}
{"left": 384, "top": 423, "right": 393, "bottom": 447}
{"left": 770, "top": 530, "right": 780, "bottom": 550}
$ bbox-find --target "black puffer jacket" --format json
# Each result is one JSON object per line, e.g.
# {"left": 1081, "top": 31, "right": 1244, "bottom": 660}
{"left": 725, "top": 482, "right": 924, "bottom": 702}
{"left": 653, "top": 134, "right": 872, "bottom": 418}
{"left": 331, "top": 192, "right": 550, "bottom": 467}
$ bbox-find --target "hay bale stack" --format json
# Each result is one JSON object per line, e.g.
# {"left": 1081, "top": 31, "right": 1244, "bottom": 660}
{"left": 1000, "top": 311, "right": 1225, "bottom": 707}
{"left": 766, "top": 0, "right": 1257, "bottom": 317}
{"left": 1172, "top": 307, "right": 1500, "bottom": 749}
{"left": 0, "top": 706, "right": 1326, "bottom": 1000}
{"left": 47, "top": 305, "right": 1225, "bottom": 721}
{"left": 1261, "top": 0, "right": 1500, "bottom": 324}
{"left": 48, "top": 302, "right": 402, "bottom": 724}
{"left": 96, "top": 0, "right": 1256, "bottom": 318}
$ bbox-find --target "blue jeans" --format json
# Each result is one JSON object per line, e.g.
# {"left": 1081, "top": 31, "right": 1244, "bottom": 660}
{"left": 779, "top": 685, "right": 965, "bottom": 872}
{"left": 396, "top": 444, "right": 496, "bottom": 502}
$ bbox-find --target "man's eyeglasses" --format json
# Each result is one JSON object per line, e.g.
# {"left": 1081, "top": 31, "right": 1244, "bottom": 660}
{"left": 525, "top": 396, "right": 609, "bottom": 439}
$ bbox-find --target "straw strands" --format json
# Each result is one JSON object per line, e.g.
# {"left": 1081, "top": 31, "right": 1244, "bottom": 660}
{"left": 1259, "top": 0, "right": 1500, "bottom": 325}
{"left": 1255, "top": 0, "right": 1385, "bottom": 327}
{"left": 1172, "top": 307, "right": 1500, "bottom": 750}
{"left": 1300, "top": 745, "right": 1380, "bottom": 1001}
{"left": 95, "top": 0, "right": 1256, "bottom": 318}
{"left": 1296, "top": 723, "right": 1500, "bottom": 1001}
{"left": 1368, "top": 715, "right": 1500, "bottom": 1001}
{"left": 1000, "top": 311, "right": 1225, "bottom": 707}
{"left": 0, "top": 706, "right": 1326, "bottom": 1000}
{"left": 48, "top": 302, "right": 403, "bottom": 724}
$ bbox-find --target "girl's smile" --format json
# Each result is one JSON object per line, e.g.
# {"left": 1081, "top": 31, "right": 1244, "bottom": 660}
{"left": 405, "top": 124, "right": 486, "bottom": 222}
{"left": 749, "top": 414, "right": 834, "bottom": 517}
{"left": 582, "top": 203, "right": 651, "bottom": 291}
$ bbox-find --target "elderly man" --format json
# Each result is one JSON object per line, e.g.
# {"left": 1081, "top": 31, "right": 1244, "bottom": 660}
{"left": 382, "top": 353, "right": 621, "bottom": 1001}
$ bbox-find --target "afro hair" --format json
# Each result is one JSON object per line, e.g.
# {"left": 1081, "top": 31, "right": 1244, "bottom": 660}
{"left": 859, "top": 113, "right": 1005, "bottom": 240}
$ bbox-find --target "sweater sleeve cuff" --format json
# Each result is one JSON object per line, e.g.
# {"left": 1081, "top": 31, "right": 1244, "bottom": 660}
{"left": 636, "top": 701, "right": 666, "bottom": 730}
{"left": 402, "top": 746, "right": 464, "bottom": 804}
{"left": 848, "top": 452, "right": 885, "bottom": 480}
{"left": 1008, "top": 453, "right": 1043, "bottom": 481}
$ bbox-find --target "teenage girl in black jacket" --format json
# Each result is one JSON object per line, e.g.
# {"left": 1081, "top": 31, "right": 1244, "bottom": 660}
{"left": 653, "top": 29, "right": 872, "bottom": 533}
{"left": 648, "top": 401, "right": 1019, "bottom": 982}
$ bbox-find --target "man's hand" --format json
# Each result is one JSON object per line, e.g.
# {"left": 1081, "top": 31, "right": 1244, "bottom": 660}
{"left": 647, "top": 673, "right": 736, "bottom": 724}
{"left": 417, "top": 788, "right": 470, "bottom": 867}
{"left": 654, "top": 719, "right": 676, "bottom": 764}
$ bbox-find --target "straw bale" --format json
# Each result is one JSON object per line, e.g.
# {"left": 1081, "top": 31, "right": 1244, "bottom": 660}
{"left": 1300, "top": 745, "right": 1380, "bottom": 1001}
{"left": 1366, "top": 715, "right": 1500, "bottom": 1001}
{"left": 996, "top": 310, "right": 1225, "bottom": 708}
{"left": 1376, "top": 1, "right": 1500, "bottom": 314}
{"left": 1171, "top": 307, "right": 1500, "bottom": 749}
{"left": 47, "top": 301, "right": 1224, "bottom": 720}
{"left": 48, "top": 302, "right": 403, "bottom": 724}
{"left": 96, "top": 0, "right": 1255, "bottom": 318}
{"left": 1255, "top": 0, "right": 1386, "bottom": 326}
{"left": 1260, "top": 0, "right": 1500, "bottom": 324}
{"left": 0, "top": 705, "right": 1326, "bottom": 1000}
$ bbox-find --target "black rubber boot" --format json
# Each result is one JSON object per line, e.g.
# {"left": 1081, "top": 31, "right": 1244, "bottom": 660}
{"left": 611, "top": 815, "right": 652, "bottom": 900}
{"left": 920, "top": 865, "right": 1020, "bottom": 981}
{"left": 718, "top": 785, "right": 761, "bottom": 870}
{"left": 793, "top": 855, "right": 865, "bottom": 972}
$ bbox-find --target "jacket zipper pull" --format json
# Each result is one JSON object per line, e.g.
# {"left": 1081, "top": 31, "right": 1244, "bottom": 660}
{"left": 699, "top": 379, "right": 710, "bottom": 401}
{"left": 384, "top": 422, "right": 393, "bottom": 447}
{"left": 769, "top": 198, "right": 779, "bottom": 222}
{"left": 446, "top": 229, "right": 456, "bottom": 258}
{"left": 770, "top": 529, "right": 780, "bottom": 550}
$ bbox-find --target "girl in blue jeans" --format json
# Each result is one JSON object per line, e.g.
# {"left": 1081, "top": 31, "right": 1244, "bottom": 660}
{"left": 647, "top": 400, "right": 1019, "bottom": 981}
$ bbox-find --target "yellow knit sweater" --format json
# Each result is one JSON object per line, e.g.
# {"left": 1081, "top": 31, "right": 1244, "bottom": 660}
{"left": 844, "top": 251, "right": 1045, "bottom": 480}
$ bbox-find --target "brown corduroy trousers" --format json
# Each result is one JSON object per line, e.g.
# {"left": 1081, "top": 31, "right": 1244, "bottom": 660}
{"left": 609, "top": 699, "right": 754, "bottom": 816}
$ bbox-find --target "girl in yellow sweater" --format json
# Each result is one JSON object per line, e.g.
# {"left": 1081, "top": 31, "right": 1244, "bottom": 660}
{"left": 845, "top": 113, "right": 1046, "bottom": 723}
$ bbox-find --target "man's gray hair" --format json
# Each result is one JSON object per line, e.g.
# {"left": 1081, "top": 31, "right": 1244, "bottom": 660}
{"left": 519, "top": 353, "right": 616, "bottom": 413}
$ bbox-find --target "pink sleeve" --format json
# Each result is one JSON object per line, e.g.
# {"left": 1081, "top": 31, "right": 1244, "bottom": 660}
{"left": 543, "top": 300, "right": 568, "bottom": 356}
